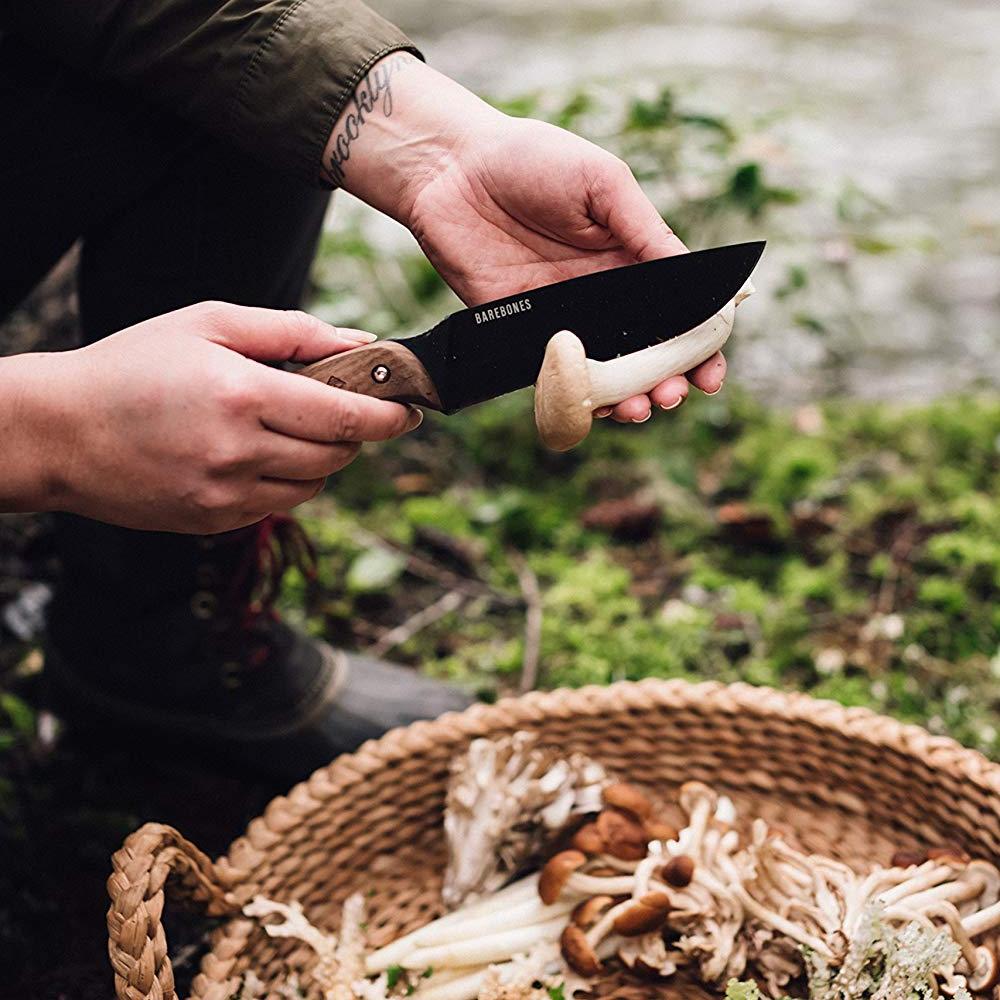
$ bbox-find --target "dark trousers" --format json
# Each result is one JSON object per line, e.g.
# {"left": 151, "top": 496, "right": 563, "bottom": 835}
{"left": 0, "top": 38, "right": 332, "bottom": 639}
{"left": 0, "top": 38, "right": 331, "bottom": 340}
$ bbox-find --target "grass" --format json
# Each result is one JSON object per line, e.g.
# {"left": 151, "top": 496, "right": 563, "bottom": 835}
{"left": 280, "top": 389, "right": 1000, "bottom": 754}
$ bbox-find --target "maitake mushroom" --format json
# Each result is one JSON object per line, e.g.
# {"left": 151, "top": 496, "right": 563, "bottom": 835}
{"left": 243, "top": 893, "right": 368, "bottom": 1000}
{"left": 443, "top": 733, "right": 608, "bottom": 907}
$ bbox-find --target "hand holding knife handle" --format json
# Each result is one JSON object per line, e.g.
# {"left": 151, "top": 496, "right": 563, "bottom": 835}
{"left": 534, "top": 282, "right": 754, "bottom": 451}
{"left": 297, "top": 341, "right": 443, "bottom": 410}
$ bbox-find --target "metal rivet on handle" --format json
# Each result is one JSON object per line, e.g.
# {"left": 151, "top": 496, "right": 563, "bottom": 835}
{"left": 371, "top": 365, "right": 391, "bottom": 384}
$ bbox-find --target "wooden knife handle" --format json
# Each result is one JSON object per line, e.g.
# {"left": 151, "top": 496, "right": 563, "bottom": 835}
{"left": 297, "top": 342, "right": 443, "bottom": 410}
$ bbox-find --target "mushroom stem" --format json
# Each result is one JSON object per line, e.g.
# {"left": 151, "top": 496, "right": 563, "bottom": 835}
{"left": 680, "top": 792, "right": 714, "bottom": 861}
{"left": 901, "top": 876, "right": 987, "bottom": 915}
{"left": 734, "top": 886, "right": 834, "bottom": 958}
{"left": 565, "top": 872, "right": 638, "bottom": 896}
{"left": 879, "top": 864, "right": 955, "bottom": 906}
{"left": 400, "top": 915, "right": 568, "bottom": 969}
{"left": 412, "top": 968, "right": 488, "bottom": 1000}
{"left": 584, "top": 288, "right": 750, "bottom": 410}
{"left": 411, "top": 897, "right": 576, "bottom": 948}
{"left": 366, "top": 876, "right": 540, "bottom": 971}
{"left": 962, "top": 899, "right": 1000, "bottom": 938}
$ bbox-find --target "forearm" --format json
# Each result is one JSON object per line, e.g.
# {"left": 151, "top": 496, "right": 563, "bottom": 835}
{"left": 322, "top": 53, "right": 503, "bottom": 220}
{"left": 0, "top": 353, "right": 73, "bottom": 513}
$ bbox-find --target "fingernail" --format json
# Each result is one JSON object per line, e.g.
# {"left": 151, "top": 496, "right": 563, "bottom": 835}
{"left": 704, "top": 382, "right": 725, "bottom": 396}
{"left": 631, "top": 412, "right": 652, "bottom": 424}
{"left": 406, "top": 407, "right": 424, "bottom": 431}
{"left": 595, "top": 406, "right": 614, "bottom": 418}
{"left": 659, "top": 397, "right": 684, "bottom": 411}
{"left": 343, "top": 330, "right": 378, "bottom": 343}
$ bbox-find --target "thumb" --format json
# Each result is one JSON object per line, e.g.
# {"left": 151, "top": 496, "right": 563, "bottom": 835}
{"left": 591, "top": 160, "right": 689, "bottom": 262}
{"left": 191, "top": 301, "right": 377, "bottom": 363}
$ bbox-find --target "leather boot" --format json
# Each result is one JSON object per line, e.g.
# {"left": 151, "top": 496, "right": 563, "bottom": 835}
{"left": 44, "top": 514, "right": 473, "bottom": 780}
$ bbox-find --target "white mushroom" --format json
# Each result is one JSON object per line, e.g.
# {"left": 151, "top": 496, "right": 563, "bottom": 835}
{"left": 533, "top": 284, "right": 753, "bottom": 451}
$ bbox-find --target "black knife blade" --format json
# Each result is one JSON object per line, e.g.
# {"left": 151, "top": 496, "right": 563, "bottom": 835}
{"left": 297, "top": 241, "right": 765, "bottom": 413}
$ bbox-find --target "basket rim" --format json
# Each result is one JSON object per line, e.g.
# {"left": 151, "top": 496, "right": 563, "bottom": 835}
{"left": 214, "top": 678, "right": 1000, "bottom": 886}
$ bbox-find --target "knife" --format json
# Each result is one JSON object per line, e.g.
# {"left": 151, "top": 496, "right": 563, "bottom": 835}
{"left": 298, "top": 241, "right": 765, "bottom": 449}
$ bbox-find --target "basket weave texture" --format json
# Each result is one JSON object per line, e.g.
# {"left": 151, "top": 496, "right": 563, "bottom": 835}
{"left": 106, "top": 679, "right": 1000, "bottom": 1000}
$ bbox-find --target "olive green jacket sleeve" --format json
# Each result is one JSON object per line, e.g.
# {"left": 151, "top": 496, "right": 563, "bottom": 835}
{"left": 0, "top": 0, "right": 422, "bottom": 185}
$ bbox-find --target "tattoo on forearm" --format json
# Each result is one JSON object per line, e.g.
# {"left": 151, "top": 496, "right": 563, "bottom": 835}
{"left": 323, "top": 53, "right": 417, "bottom": 187}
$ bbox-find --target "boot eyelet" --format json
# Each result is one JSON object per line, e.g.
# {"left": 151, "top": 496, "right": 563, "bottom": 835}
{"left": 190, "top": 591, "right": 218, "bottom": 619}
{"left": 221, "top": 661, "right": 243, "bottom": 690}
{"left": 196, "top": 565, "right": 220, "bottom": 587}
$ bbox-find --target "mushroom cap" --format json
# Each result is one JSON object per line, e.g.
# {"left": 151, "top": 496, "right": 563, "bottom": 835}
{"left": 968, "top": 945, "right": 1000, "bottom": 991}
{"left": 596, "top": 807, "right": 649, "bottom": 862}
{"left": 890, "top": 848, "right": 928, "bottom": 869}
{"left": 678, "top": 781, "right": 718, "bottom": 817}
{"left": 612, "top": 891, "right": 672, "bottom": 936}
{"left": 560, "top": 924, "right": 603, "bottom": 976}
{"left": 661, "top": 855, "right": 695, "bottom": 889}
{"left": 643, "top": 819, "right": 679, "bottom": 843}
{"left": 602, "top": 783, "right": 654, "bottom": 820}
{"left": 928, "top": 844, "right": 971, "bottom": 867}
{"left": 572, "top": 894, "right": 616, "bottom": 929}
{"left": 571, "top": 822, "right": 607, "bottom": 855}
{"left": 539, "top": 850, "right": 587, "bottom": 905}
{"left": 534, "top": 330, "right": 593, "bottom": 452}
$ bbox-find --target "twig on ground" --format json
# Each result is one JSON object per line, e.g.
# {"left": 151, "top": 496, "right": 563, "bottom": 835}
{"left": 509, "top": 552, "right": 543, "bottom": 693}
{"left": 876, "top": 520, "right": 917, "bottom": 614}
{"left": 370, "top": 590, "right": 467, "bottom": 657}
{"left": 351, "top": 524, "right": 519, "bottom": 607}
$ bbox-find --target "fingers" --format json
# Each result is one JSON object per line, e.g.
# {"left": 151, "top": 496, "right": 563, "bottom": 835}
{"left": 687, "top": 351, "right": 727, "bottom": 395}
{"left": 259, "top": 366, "right": 423, "bottom": 443}
{"left": 609, "top": 395, "right": 651, "bottom": 423}
{"left": 649, "top": 375, "right": 691, "bottom": 410}
{"left": 187, "top": 300, "right": 378, "bottom": 363}
{"left": 590, "top": 159, "right": 688, "bottom": 262}
{"left": 260, "top": 436, "right": 362, "bottom": 480}
{"left": 597, "top": 355, "right": 727, "bottom": 425}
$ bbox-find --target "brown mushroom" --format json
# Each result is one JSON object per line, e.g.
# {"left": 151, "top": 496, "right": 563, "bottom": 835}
{"left": 572, "top": 895, "right": 616, "bottom": 929}
{"left": 596, "top": 807, "right": 649, "bottom": 862}
{"left": 612, "top": 891, "right": 672, "bottom": 936}
{"left": 644, "top": 819, "right": 680, "bottom": 843}
{"left": 560, "top": 924, "right": 603, "bottom": 976}
{"left": 602, "top": 782, "right": 654, "bottom": 820}
{"left": 539, "top": 850, "right": 587, "bottom": 904}
{"left": 891, "top": 848, "right": 929, "bottom": 869}
{"left": 929, "top": 844, "right": 971, "bottom": 866}
{"left": 571, "top": 822, "right": 607, "bottom": 855}
{"left": 661, "top": 855, "right": 696, "bottom": 889}
{"left": 968, "top": 945, "right": 1000, "bottom": 992}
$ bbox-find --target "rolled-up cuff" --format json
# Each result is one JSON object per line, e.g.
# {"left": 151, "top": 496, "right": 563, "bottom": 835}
{"left": 228, "top": 0, "right": 423, "bottom": 185}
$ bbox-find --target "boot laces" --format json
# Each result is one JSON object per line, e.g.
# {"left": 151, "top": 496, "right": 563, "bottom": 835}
{"left": 213, "top": 514, "right": 318, "bottom": 672}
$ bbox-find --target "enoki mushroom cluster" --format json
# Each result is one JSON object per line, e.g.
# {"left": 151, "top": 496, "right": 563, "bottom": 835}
{"left": 242, "top": 738, "right": 1000, "bottom": 1000}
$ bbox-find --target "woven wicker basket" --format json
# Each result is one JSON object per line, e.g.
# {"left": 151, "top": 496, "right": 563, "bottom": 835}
{"left": 106, "top": 679, "right": 1000, "bottom": 1000}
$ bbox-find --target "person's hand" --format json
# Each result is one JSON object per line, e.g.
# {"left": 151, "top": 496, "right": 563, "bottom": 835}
{"left": 326, "top": 55, "right": 726, "bottom": 424}
{"left": 8, "top": 303, "right": 420, "bottom": 532}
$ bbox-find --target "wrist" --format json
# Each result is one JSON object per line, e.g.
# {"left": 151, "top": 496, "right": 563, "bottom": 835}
{"left": 0, "top": 351, "right": 80, "bottom": 513}
{"left": 322, "top": 53, "right": 503, "bottom": 224}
